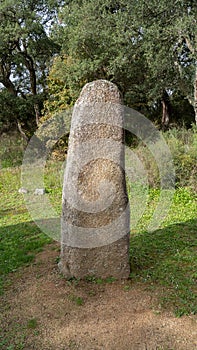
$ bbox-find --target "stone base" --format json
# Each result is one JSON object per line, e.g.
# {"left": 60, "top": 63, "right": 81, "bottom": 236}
{"left": 59, "top": 234, "right": 130, "bottom": 280}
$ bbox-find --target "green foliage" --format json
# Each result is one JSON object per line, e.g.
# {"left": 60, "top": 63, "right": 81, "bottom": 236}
{"left": 48, "top": 0, "right": 149, "bottom": 114}
{"left": 0, "top": 132, "right": 26, "bottom": 168}
{"left": 132, "top": 126, "right": 197, "bottom": 190}
{"left": 0, "top": 89, "right": 44, "bottom": 135}
{"left": 0, "top": 0, "right": 60, "bottom": 132}
{"left": 44, "top": 0, "right": 197, "bottom": 125}
{"left": 42, "top": 56, "right": 76, "bottom": 120}
{"left": 0, "top": 0, "right": 196, "bottom": 127}
{"left": 164, "top": 126, "right": 197, "bottom": 190}
{"left": 140, "top": 1, "right": 197, "bottom": 102}
{"left": 170, "top": 93, "right": 195, "bottom": 127}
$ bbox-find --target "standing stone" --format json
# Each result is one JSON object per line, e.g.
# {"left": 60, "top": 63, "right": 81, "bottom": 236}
{"left": 59, "top": 80, "right": 130, "bottom": 279}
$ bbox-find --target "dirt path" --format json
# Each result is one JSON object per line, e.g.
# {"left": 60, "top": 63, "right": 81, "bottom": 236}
{"left": 1, "top": 243, "right": 196, "bottom": 350}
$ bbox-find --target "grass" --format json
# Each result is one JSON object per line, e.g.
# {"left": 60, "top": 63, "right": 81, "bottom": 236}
{"left": 85, "top": 275, "right": 117, "bottom": 284}
{"left": 27, "top": 318, "right": 38, "bottom": 329}
{"left": 130, "top": 220, "right": 197, "bottom": 316}
{"left": 0, "top": 164, "right": 197, "bottom": 316}
{"left": 0, "top": 167, "right": 52, "bottom": 295}
{"left": 0, "top": 316, "right": 40, "bottom": 350}
{"left": 129, "top": 186, "right": 197, "bottom": 316}
{"left": 68, "top": 294, "right": 84, "bottom": 306}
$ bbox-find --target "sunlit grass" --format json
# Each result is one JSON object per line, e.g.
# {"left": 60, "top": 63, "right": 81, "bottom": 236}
{"left": 0, "top": 165, "right": 196, "bottom": 315}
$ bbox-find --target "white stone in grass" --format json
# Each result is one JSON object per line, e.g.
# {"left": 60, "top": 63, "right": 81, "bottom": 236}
{"left": 18, "top": 187, "right": 28, "bottom": 194}
{"left": 34, "top": 188, "right": 45, "bottom": 195}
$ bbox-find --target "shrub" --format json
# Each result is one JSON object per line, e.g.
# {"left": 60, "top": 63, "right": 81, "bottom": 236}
{"left": 164, "top": 125, "right": 197, "bottom": 191}
{"left": 131, "top": 125, "right": 197, "bottom": 192}
{"left": 0, "top": 132, "right": 26, "bottom": 169}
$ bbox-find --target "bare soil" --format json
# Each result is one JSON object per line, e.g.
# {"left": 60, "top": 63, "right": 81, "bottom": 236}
{"left": 0, "top": 242, "right": 196, "bottom": 350}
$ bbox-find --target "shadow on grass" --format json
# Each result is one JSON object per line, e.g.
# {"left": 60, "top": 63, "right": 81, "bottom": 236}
{"left": 0, "top": 208, "right": 28, "bottom": 218}
{"left": 0, "top": 221, "right": 52, "bottom": 294}
{"left": 130, "top": 219, "right": 197, "bottom": 316}
{"left": 0, "top": 218, "right": 196, "bottom": 315}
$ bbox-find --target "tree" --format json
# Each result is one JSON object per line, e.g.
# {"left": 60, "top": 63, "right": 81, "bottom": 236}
{"left": 134, "top": 0, "right": 197, "bottom": 126}
{"left": 49, "top": 0, "right": 196, "bottom": 127}
{"left": 50, "top": 1, "right": 149, "bottom": 111}
{"left": 0, "top": 0, "right": 60, "bottom": 136}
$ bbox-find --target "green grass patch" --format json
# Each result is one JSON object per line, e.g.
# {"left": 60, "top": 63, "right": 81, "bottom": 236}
{"left": 68, "top": 294, "right": 84, "bottom": 306}
{"left": 0, "top": 165, "right": 196, "bottom": 316}
{"left": 130, "top": 187, "right": 197, "bottom": 316}
{"left": 27, "top": 318, "right": 38, "bottom": 329}
{"left": 85, "top": 275, "right": 117, "bottom": 284}
{"left": 0, "top": 222, "right": 51, "bottom": 294}
{"left": 0, "top": 167, "right": 52, "bottom": 294}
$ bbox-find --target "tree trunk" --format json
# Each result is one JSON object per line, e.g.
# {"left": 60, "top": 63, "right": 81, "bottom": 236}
{"left": 34, "top": 103, "right": 41, "bottom": 126}
{"left": 19, "top": 49, "right": 41, "bottom": 126}
{"left": 24, "top": 54, "right": 41, "bottom": 126}
{"left": 0, "top": 62, "right": 17, "bottom": 96}
{"left": 194, "top": 67, "right": 197, "bottom": 125}
{"left": 17, "top": 120, "right": 29, "bottom": 142}
{"left": 161, "top": 90, "right": 171, "bottom": 130}
{"left": 184, "top": 37, "right": 197, "bottom": 125}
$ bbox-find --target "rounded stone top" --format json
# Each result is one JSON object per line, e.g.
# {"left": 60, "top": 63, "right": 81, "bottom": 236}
{"left": 76, "top": 80, "right": 122, "bottom": 105}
